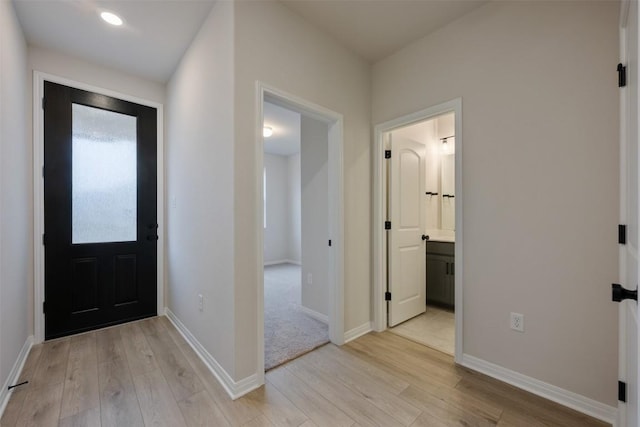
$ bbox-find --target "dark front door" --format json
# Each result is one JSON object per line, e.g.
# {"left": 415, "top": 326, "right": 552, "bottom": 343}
{"left": 44, "top": 81, "right": 157, "bottom": 339}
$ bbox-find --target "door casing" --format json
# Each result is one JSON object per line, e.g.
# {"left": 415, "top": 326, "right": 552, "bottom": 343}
{"left": 33, "top": 71, "right": 165, "bottom": 343}
{"left": 372, "top": 98, "right": 463, "bottom": 363}
{"left": 618, "top": 0, "right": 638, "bottom": 425}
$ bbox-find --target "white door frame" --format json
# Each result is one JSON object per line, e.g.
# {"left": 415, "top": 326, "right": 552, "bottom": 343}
{"left": 373, "top": 98, "right": 463, "bottom": 362}
{"left": 255, "top": 81, "right": 345, "bottom": 376}
{"left": 618, "top": 1, "right": 632, "bottom": 425}
{"left": 32, "top": 71, "right": 165, "bottom": 343}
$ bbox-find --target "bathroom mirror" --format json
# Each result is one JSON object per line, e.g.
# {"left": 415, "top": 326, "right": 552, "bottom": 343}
{"left": 441, "top": 152, "right": 455, "bottom": 231}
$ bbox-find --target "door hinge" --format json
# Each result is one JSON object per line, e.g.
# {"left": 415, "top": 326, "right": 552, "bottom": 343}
{"left": 385, "top": 291, "right": 391, "bottom": 301}
{"left": 42, "top": 234, "right": 46, "bottom": 245}
{"left": 42, "top": 301, "right": 46, "bottom": 314}
{"left": 42, "top": 165, "right": 44, "bottom": 178}
{"left": 328, "top": 239, "right": 332, "bottom": 247}
{"left": 612, "top": 283, "right": 638, "bottom": 302}
{"left": 619, "top": 380, "right": 627, "bottom": 402}
{"left": 619, "top": 224, "right": 627, "bottom": 245}
{"left": 618, "top": 63, "right": 627, "bottom": 87}
{"left": 385, "top": 150, "right": 391, "bottom": 159}
{"left": 385, "top": 221, "right": 391, "bottom": 230}
{"left": 42, "top": 97, "right": 46, "bottom": 110}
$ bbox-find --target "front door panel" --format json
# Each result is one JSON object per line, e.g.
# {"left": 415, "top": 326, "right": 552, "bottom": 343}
{"left": 44, "top": 81, "right": 157, "bottom": 339}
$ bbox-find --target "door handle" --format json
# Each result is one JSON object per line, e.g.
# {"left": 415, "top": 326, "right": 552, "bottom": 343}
{"left": 612, "top": 283, "right": 637, "bottom": 302}
{"left": 422, "top": 234, "right": 429, "bottom": 241}
{"left": 146, "top": 235, "right": 159, "bottom": 241}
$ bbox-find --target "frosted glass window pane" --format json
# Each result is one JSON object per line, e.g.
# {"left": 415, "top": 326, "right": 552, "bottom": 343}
{"left": 72, "top": 104, "right": 137, "bottom": 244}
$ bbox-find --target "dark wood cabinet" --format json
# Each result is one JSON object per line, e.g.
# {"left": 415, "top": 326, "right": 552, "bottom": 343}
{"left": 426, "top": 241, "right": 454, "bottom": 309}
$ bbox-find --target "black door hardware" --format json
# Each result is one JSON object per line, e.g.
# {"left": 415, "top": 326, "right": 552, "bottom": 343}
{"left": 442, "top": 194, "right": 455, "bottom": 198}
{"left": 7, "top": 381, "right": 28, "bottom": 391}
{"left": 619, "top": 380, "right": 627, "bottom": 402}
{"left": 425, "top": 192, "right": 439, "bottom": 196}
{"left": 612, "top": 283, "right": 637, "bottom": 302}
{"left": 619, "top": 224, "right": 627, "bottom": 245}
{"left": 421, "top": 235, "right": 429, "bottom": 241}
{"left": 618, "top": 63, "right": 627, "bottom": 87}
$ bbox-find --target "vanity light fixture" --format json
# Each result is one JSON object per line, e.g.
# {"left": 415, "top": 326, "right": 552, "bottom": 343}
{"left": 263, "top": 126, "right": 273, "bottom": 138}
{"left": 441, "top": 136, "right": 454, "bottom": 154}
{"left": 100, "top": 11, "right": 123, "bottom": 26}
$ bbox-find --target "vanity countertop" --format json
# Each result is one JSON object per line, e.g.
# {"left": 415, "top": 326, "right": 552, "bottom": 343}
{"left": 425, "top": 231, "right": 455, "bottom": 243}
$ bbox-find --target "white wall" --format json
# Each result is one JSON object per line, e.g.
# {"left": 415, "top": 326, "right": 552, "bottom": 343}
{"left": 288, "top": 153, "right": 301, "bottom": 263}
{"left": 29, "top": 46, "right": 165, "bottom": 105}
{"left": 0, "top": 0, "right": 29, "bottom": 393}
{"left": 233, "top": 0, "right": 371, "bottom": 379}
{"left": 373, "top": 1, "right": 618, "bottom": 406}
{"left": 301, "top": 116, "right": 329, "bottom": 317}
{"left": 264, "top": 153, "right": 294, "bottom": 264}
{"left": 425, "top": 123, "right": 440, "bottom": 232}
{"left": 166, "top": 1, "right": 236, "bottom": 375}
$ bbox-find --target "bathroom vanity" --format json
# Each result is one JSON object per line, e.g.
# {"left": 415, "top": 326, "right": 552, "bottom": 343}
{"left": 426, "top": 240, "right": 455, "bottom": 309}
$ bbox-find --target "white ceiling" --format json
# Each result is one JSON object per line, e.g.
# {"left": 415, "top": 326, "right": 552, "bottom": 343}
{"left": 280, "top": 0, "right": 488, "bottom": 62}
{"left": 12, "top": 0, "right": 488, "bottom": 83}
{"left": 13, "top": 0, "right": 215, "bottom": 82}
{"left": 263, "top": 101, "right": 301, "bottom": 156}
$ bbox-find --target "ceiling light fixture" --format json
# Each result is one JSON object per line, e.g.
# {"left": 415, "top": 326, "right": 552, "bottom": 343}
{"left": 100, "top": 11, "right": 123, "bottom": 26}
{"left": 263, "top": 126, "right": 273, "bottom": 138}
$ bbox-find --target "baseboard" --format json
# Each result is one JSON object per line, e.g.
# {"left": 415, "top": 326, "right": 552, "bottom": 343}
{"left": 0, "top": 336, "right": 33, "bottom": 418}
{"left": 461, "top": 354, "right": 617, "bottom": 426}
{"left": 344, "top": 322, "right": 373, "bottom": 343}
{"left": 164, "top": 308, "right": 262, "bottom": 400}
{"left": 263, "top": 259, "right": 301, "bottom": 266}
{"left": 298, "top": 305, "right": 329, "bottom": 324}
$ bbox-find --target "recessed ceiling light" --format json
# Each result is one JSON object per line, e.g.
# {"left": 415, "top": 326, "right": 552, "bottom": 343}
{"left": 263, "top": 126, "right": 273, "bottom": 138}
{"left": 100, "top": 11, "right": 123, "bottom": 26}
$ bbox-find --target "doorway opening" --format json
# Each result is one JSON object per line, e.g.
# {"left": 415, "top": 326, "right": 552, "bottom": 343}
{"left": 373, "top": 99, "right": 463, "bottom": 362}
{"left": 256, "top": 83, "right": 345, "bottom": 375}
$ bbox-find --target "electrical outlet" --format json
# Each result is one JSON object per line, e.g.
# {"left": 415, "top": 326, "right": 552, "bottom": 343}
{"left": 307, "top": 273, "right": 313, "bottom": 285}
{"left": 198, "top": 294, "right": 203, "bottom": 312}
{"left": 510, "top": 312, "right": 524, "bottom": 332}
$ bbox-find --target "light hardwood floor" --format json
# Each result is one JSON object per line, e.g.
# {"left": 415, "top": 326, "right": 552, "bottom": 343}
{"left": 1, "top": 316, "right": 608, "bottom": 427}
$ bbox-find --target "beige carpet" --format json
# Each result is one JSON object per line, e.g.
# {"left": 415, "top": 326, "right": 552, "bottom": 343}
{"left": 264, "top": 263, "right": 329, "bottom": 371}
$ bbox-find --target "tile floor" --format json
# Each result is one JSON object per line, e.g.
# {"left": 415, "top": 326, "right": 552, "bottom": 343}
{"left": 390, "top": 305, "right": 455, "bottom": 355}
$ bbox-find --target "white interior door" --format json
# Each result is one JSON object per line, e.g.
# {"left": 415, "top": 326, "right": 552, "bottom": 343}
{"left": 620, "top": 1, "right": 639, "bottom": 424}
{"left": 388, "top": 136, "right": 427, "bottom": 326}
